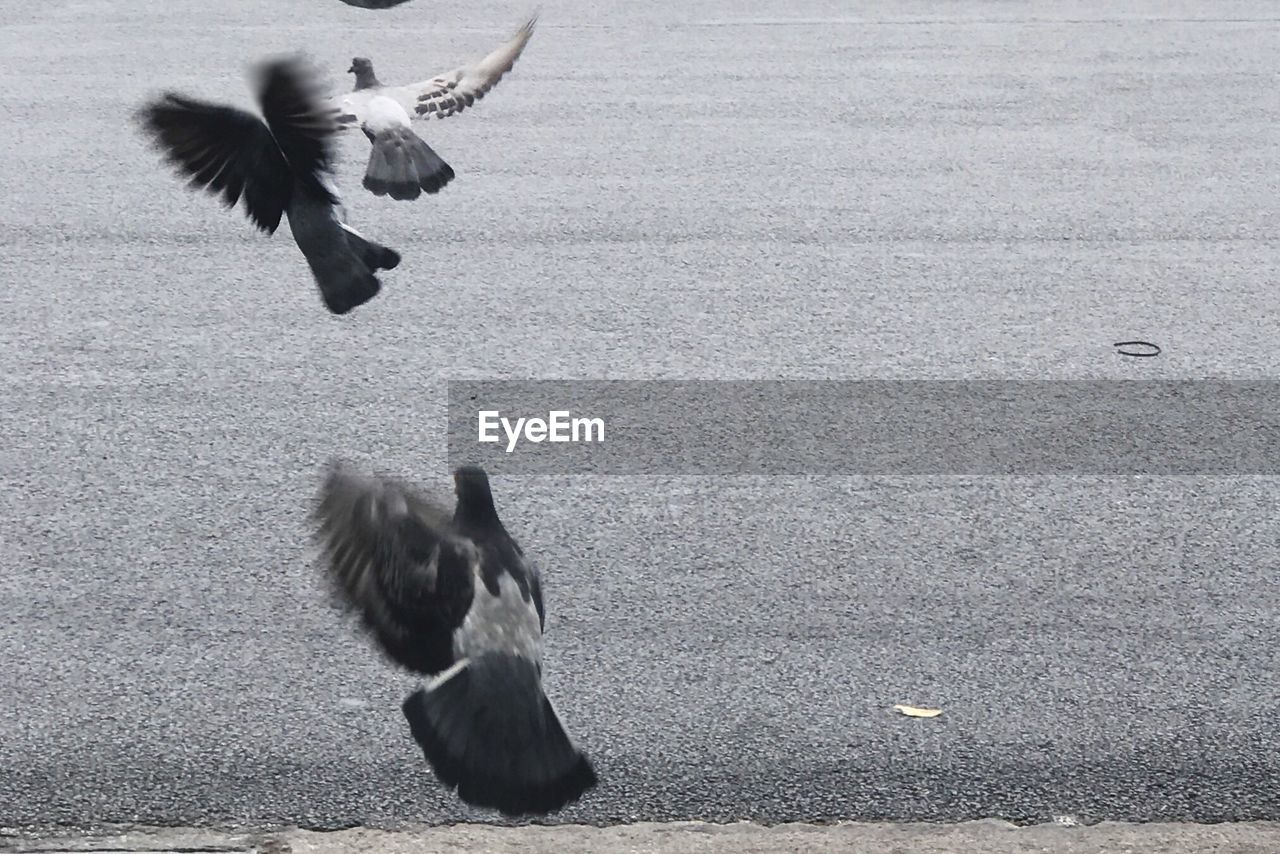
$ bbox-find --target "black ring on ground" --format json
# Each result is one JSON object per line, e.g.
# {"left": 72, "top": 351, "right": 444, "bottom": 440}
{"left": 1114, "top": 341, "right": 1161, "bottom": 357}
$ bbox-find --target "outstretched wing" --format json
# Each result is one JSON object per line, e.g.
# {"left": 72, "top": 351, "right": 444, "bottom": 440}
{"left": 137, "top": 56, "right": 341, "bottom": 233}
{"left": 334, "top": 14, "right": 536, "bottom": 128}
{"left": 414, "top": 13, "right": 537, "bottom": 118}
{"left": 137, "top": 93, "right": 292, "bottom": 234}
{"left": 312, "top": 461, "right": 477, "bottom": 675}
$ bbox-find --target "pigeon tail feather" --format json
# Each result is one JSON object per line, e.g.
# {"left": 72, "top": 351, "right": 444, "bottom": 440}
{"left": 362, "top": 126, "right": 455, "bottom": 201}
{"left": 402, "top": 652, "right": 597, "bottom": 816}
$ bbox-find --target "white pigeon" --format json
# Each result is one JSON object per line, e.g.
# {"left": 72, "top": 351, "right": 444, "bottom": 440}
{"left": 333, "top": 14, "right": 537, "bottom": 201}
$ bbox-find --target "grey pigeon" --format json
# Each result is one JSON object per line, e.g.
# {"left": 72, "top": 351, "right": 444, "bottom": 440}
{"left": 345, "top": 60, "right": 455, "bottom": 201}
{"left": 137, "top": 56, "right": 400, "bottom": 315}
{"left": 333, "top": 13, "right": 537, "bottom": 201}
{"left": 312, "top": 462, "right": 598, "bottom": 816}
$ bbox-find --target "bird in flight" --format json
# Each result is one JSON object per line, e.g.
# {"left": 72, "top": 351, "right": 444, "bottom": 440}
{"left": 136, "top": 56, "right": 400, "bottom": 315}
{"left": 334, "top": 14, "right": 537, "bottom": 201}
{"left": 312, "top": 461, "right": 597, "bottom": 815}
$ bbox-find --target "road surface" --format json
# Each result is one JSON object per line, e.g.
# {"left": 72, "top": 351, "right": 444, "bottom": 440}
{"left": 1, "top": 0, "right": 1278, "bottom": 833}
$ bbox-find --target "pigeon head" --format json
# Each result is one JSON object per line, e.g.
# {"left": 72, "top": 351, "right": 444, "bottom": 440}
{"left": 348, "top": 57, "right": 381, "bottom": 90}
{"left": 453, "top": 466, "right": 500, "bottom": 527}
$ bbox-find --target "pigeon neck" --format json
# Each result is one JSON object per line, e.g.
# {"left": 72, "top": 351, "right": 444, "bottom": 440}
{"left": 352, "top": 69, "right": 382, "bottom": 90}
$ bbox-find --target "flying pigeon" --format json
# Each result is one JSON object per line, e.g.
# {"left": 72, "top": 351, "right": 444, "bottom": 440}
{"left": 334, "top": 13, "right": 537, "bottom": 200}
{"left": 137, "top": 56, "right": 400, "bottom": 315}
{"left": 343, "top": 60, "right": 455, "bottom": 201}
{"left": 312, "top": 461, "right": 598, "bottom": 816}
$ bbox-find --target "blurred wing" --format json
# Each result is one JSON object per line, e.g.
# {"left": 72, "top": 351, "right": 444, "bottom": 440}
{"left": 136, "top": 93, "right": 291, "bottom": 234}
{"left": 415, "top": 13, "right": 537, "bottom": 118}
{"left": 313, "top": 461, "right": 477, "bottom": 675}
{"left": 254, "top": 55, "right": 341, "bottom": 204}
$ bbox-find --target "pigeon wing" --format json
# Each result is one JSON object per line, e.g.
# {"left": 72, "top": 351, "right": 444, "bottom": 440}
{"left": 137, "top": 93, "right": 292, "bottom": 234}
{"left": 254, "top": 56, "right": 341, "bottom": 205}
{"left": 415, "top": 13, "right": 537, "bottom": 119}
{"left": 313, "top": 461, "right": 478, "bottom": 675}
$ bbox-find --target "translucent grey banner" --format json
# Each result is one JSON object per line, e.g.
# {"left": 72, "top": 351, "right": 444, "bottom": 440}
{"left": 446, "top": 381, "right": 1280, "bottom": 475}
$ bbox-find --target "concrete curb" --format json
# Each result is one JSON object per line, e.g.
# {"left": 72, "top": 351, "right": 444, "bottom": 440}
{"left": 5, "top": 821, "right": 1280, "bottom": 854}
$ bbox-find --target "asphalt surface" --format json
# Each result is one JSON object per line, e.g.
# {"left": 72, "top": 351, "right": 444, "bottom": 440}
{"left": 2, "top": 0, "right": 1280, "bottom": 833}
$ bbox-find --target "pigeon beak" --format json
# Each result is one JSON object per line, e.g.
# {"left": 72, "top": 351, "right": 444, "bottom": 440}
{"left": 347, "top": 64, "right": 356, "bottom": 73}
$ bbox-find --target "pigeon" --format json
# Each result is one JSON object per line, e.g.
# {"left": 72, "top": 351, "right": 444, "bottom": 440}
{"left": 338, "top": 0, "right": 414, "bottom": 7}
{"left": 312, "top": 461, "right": 598, "bottom": 816}
{"left": 334, "top": 13, "right": 537, "bottom": 200}
{"left": 136, "top": 55, "right": 400, "bottom": 315}
{"left": 344, "top": 62, "right": 455, "bottom": 201}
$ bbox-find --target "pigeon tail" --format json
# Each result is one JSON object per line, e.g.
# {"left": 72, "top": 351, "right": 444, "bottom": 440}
{"left": 283, "top": 189, "right": 388, "bottom": 315}
{"left": 310, "top": 264, "right": 382, "bottom": 316}
{"left": 297, "top": 226, "right": 385, "bottom": 314}
{"left": 402, "top": 653, "right": 597, "bottom": 816}
{"left": 362, "top": 126, "right": 455, "bottom": 201}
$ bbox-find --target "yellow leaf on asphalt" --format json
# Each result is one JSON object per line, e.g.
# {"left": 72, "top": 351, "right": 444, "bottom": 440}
{"left": 894, "top": 704, "right": 943, "bottom": 718}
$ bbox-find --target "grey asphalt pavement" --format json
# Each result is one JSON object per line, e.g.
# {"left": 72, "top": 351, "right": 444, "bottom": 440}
{"left": 2, "top": 0, "right": 1280, "bottom": 834}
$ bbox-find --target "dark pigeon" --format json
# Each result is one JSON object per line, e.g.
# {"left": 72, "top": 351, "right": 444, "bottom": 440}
{"left": 136, "top": 56, "right": 400, "bottom": 315}
{"left": 312, "top": 462, "right": 598, "bottom": 816}
{"left": 338, "top": 0, "right": 415, "bottom": 7}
